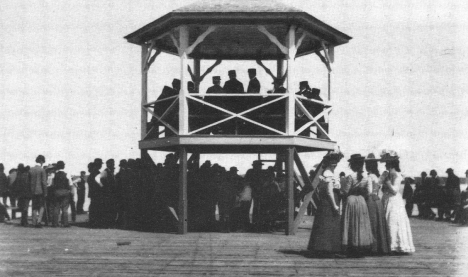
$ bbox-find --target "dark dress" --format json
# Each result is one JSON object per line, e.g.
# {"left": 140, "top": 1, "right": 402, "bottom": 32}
{"left": 341, "top": 173, "right": 373, "bottom": 252}
{"left": 308, "top": 169, "right": 341, "bottom": 253}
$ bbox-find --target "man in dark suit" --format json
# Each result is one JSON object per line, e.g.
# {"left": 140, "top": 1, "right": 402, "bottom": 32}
{"left": 205, "top": 76, "right": 224, "bottom": 94}
{"left": 223, "top": 70, "right": 244, "bottom": 94}
{"left": 247, "top": 68, "right": 260, "bottom": 93}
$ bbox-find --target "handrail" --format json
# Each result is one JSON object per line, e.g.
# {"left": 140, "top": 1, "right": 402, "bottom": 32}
{"left": 143, "top": 95, "right": 178, "bottom": 107}
{"left": 190, "top": 93, "right": 286, "bottom": 97}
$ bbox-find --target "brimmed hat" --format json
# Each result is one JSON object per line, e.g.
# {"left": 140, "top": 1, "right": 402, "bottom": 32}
{"left": 380, "top": 149, "right": 399, "bottom": 162}
{"left": 446, "top": 168, "right": 453, "bottom": 173}
{"left": 347, "top": 154, "right": 365, "bottom": 162}
{"left": 365, "top": 153, "right": 380, "bottom": 161}
{"left": 252, "top": 160, "right": 264, "bottom": 166}
{"left": 56, "top": 161, "right": 65, "bottom": 169}
{"left": 299, "top": 81, "right": 308, "bottom": 87}
{"left": 230, "top": 166, "right": 239, "bottom": 172}
{"left": 94, "top": 158, "right": 103, "bottom": 164}
{"left": 213, "top": 76, "right": 221, "bottom": 81}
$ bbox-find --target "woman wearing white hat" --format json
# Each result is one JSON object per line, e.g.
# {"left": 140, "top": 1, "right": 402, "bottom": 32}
{"left": 380, "top": 150, "right": 415, "bottom": 254}
{"left": 364, "top": 154, "right": 390, "bottom": 255}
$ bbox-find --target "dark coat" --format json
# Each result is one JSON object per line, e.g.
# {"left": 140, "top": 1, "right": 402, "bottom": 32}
{"left": 205, "top": 85, "right": 224, "bottom": 94}
{"left": 14, "top": 172, "right": 32, "bottom": 199}
{"left": 247, "top": 77, "right": 261, "bottom": 93}
{"left": 223, "top": 79, "right": 244, "bottom": 94}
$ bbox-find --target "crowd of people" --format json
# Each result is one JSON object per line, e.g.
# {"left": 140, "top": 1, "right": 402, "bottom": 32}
{"left": 404, "top": 168, "right": 468, "bottom": 225}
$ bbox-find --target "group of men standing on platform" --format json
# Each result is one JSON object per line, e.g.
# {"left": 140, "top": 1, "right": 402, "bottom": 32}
{"left": 153, "top": 66, "right": 326, "bottom": 136}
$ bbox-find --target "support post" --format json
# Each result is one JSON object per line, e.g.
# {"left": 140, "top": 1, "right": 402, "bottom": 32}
{"left": 285, "top": 147, "right": 295, "bottom": 235}
{"left": 179, "top": 26, "right": 189, "bottom": 135}
{"left": 194, "top": 59, "right": 201, "bottom": 93}
{"left": 285, "top": 26, "right": 296, "bottom": 135}
{"left": 178, "top": 147, "right": 188, "bottom": 234}
{"left": 141, "top": 45, "right": 148, "bottom": 140}
{"left": 141, "top": 45, "right": 148, "bottom": 158}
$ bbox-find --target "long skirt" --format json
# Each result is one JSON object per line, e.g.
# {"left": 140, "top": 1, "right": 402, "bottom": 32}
{"left": 366, "top": 194, "right": 390, "bottom": 254}
{"left": 308, "top": 196, "right": 341, "bottom": 253}
{"left": 381, "top": 193, "right": 415, "bottom": 253}
{"left": 342, "top": 195, "right": 373, "bottom": 251}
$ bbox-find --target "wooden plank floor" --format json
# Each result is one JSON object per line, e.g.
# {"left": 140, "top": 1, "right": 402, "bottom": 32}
{"left": 0, "top": 214, "right": 467, "bottom": 276}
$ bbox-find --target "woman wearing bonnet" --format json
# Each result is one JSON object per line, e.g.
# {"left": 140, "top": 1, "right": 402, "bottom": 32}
{"left": 307, "top": 149, "right": 344, "bottom": 256}
{"left": 380, "top": 150, "right": 415, "bottom": 254}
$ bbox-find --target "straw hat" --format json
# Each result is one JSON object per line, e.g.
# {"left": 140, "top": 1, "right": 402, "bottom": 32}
{"left": 364, "top": 153, "right": 380, "bottom": 161}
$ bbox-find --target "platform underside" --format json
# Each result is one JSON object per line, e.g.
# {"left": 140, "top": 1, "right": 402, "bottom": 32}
{"left": 139, "top": 135, "right": 336, "bottom": 153}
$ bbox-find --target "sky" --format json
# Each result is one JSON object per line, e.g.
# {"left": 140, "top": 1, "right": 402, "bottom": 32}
{"left": 1, "top": 0, "right": 468, "bottom": 177}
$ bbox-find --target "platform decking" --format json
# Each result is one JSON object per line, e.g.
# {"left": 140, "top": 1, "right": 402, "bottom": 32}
{"left": 0, "top": 215, "right": 467, "bottom": 277}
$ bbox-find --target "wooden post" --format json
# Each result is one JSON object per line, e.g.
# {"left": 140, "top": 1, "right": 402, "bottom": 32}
{"left": 141, "top": 45, "right": 149, "bottom": 158}
{"left": 285, "top": 26, "right": 296, "bottom": 135}
{"left": 285, "top": 146, "right": 295, "bottom": 235}
{"left": 179, "top": 26, "right": 189, "bottom": 135}
{"left": 178, "top": 147, "right": 188, "bottom": 234}
{"left": 194, "top": 59, "right": 201, "bottom": 93}
{"left": 141, "top": 45, "right": 148, "bottom": 140}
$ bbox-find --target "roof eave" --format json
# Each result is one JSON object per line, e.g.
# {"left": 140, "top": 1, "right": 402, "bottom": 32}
{"left": 124, "top": 12, "right": 352, "bottom": 46}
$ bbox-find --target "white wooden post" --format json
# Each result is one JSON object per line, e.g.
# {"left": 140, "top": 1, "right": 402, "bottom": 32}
{"left": 179, "top": 26, "right": 189, "bottom": 135}
{"left": 286, "top": 26, "right": 296, "bottom": 135}
{"left": 141, "top": 45, "right": 148, "bottom": 140}
{"left": 194, "top": 59, "right": 201, "bottom": 93}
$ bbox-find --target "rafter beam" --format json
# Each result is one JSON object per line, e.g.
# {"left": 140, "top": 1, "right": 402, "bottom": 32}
{"left": 186, "top": 26, "right": 217, "bottom": 54}
{"left": 257, "top": 25, "right": 288, "bottom": 54}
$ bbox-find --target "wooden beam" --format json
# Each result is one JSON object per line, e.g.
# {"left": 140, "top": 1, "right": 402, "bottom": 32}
{"left": 257, "top": 25, "right": 288, "bottom": 54}
{"left": 285, "top": 25, "right": 297, "bottom": 135}
{"left": 285, "top": 147, "right": 295, "bottom": 235}
{"left": 179, "top": 25, "right": 189, "bottom": 135}
{"left": 292, "top": 154, "right": 328, "bottom": 234}
{"left": 186, "top": 26, "right": 217, "bottom": 54}
{"left": 194, "top": 59, "right": 201, "bottom": 93}
{"left": 141, "top": 45, "right": 148, "bottom": 140}
{"left": 178, "top": 147, "right": 188, "bottom": 234}
{"left": 143, "top": 106, "right": 179, "bottom": 135}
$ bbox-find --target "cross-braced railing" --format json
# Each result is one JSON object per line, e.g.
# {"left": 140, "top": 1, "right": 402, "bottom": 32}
{"left": 142, "top": 93, "right": 332, "bottom": 140}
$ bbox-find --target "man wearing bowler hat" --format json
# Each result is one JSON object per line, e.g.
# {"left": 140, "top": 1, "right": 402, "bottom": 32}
{"left": 247, "top": 68, "right": 260, "bottom": 93}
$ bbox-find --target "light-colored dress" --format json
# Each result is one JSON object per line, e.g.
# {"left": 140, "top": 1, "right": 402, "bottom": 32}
{"left": 308, "top": 169, "right": 341, "bottom": 253}
{"left": 366, "top": 173, "right": 390, "bottom": 254}
{"left": 381, "top": 172, "right": 415, "bottom": 253}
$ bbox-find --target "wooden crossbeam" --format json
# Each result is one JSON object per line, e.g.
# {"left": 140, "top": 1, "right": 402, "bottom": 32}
{"left": 144, "top": 95, "right": 178, "bottom": 107}
{"left": 257, "top": 25, "right": 288, "bottom": 54}
{"left": 159, "top": 97, "right": 179, "bottom": 121}
{"left": 294, "top": 99, "right": 331, "bottom": 139}
{"left": 187, "top": 94, "right": 287, "bottom": 135}
{"left": 295, "top": 94, "right": 330, "bottom": 106}
{"left": 292, "top": 151, "right": 329, "bottom": 234}
{"left": 294, "top": 107, "right": 333, "bottom": 136}
{"left": 143, "top": 106, "right": 179, "bottom": 135}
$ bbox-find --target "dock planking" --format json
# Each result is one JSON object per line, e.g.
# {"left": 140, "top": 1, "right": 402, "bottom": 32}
{"left": 0, "top": 214, "right": 467, "bottom": 276}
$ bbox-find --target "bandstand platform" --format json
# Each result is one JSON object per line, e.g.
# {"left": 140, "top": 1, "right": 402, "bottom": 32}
{"left": 124, "top": 0, "right": 351, "bottom": 235}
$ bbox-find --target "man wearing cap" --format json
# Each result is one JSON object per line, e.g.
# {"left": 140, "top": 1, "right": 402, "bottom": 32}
{"left": 245, "top": 160, "right": 266, "bottom": 230}
{"left": 223, "top": 70, "right": 244, "bottom": 94}
{"left": 445, "top": 168, "right": 460, "bottom": 221}
{"left": 206, "top": 76, "right": 224, "bottom": 94}
{"left": 247, "top": 69, "right": 260, "bottom": 93}
{"left": 30, "top": 155, "right": 47, "bottom": 228}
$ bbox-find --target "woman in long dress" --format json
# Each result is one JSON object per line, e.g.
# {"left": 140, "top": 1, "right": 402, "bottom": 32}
{"left": 341, "top": 154, "right": 374, "bottom": 257}
{"left": 380, "top": 152, "right": 415, "bottom": 254}
{"left": 307, "top": 151, "right": 344, "bottom": 256}
{"left": 364, "top": 154, "right": 390, "bottom": 255}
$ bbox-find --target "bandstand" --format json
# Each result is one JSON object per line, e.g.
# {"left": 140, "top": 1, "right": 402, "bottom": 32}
{"left": 124, "top": 0, "right": 351, "bottom": 235}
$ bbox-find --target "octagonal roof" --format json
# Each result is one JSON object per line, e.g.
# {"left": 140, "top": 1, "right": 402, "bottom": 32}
{"left": 124, "top": 0, "right": 352, "bottom": 60}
